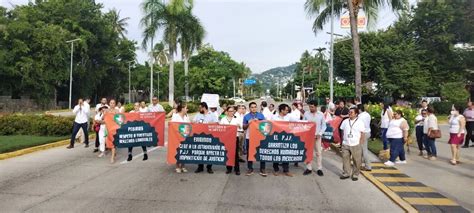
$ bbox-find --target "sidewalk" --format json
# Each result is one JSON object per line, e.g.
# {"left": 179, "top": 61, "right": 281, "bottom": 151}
{"left": 395, "top": 124, "right": 474, "bottom": 211}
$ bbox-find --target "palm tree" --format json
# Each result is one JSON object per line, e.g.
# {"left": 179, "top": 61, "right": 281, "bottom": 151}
{"left": 141, "top": 0, "right": 194, "bottom": 105}
{"left": 305, "top": 0, "right": 406, "bottom": 100}
{"left": 153, "top": 42, "right": 169, "bottom": 98}
{"left": 108, "top": 9, "right": 130, "bottom": 39}
{"left": 180, "top": 11, "right": 205, "bottom": 101}
{"left": 314, "top": 47, "right": 326, "bottom": 85}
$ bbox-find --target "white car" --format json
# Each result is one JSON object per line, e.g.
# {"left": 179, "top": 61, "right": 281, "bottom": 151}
{"left": 229, "top": 97, "right": 246, "bottom": 103}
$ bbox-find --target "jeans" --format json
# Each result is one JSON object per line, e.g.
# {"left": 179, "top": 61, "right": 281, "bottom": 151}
{"left": 423, "top": 134, "right": 437, "bottom": 157}
{"left": 388, "top": 138, "right": 405, "bottom": 162}
{"left": 464, "top": 121, "right": 474, "bottom": 146}
{"left": 70, "top": 122, "right": 89, "bottom": 147}
{"left": 381, "top": 128, "right": 389, "bottom": 150}
{"left": 415, "top": 126, "right": 424, "bottom": 151}
{"left": 273, "top": 163, "right": 289, "bottom": 173}
{"left": 246, "top": 139, "right": 266, "bottom": 170}
{"left": 226, "top": 137, "right": 240, "bottom": 172}
{"left": 361, "top": 132, "right": 371, "bottom": 169}
{"left": 95, "top": 128, "right": 100, "bottom": 148}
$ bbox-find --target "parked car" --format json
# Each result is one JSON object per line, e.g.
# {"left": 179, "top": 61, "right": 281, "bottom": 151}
{"left": 229, "top": 97, "right": 246, "bottom": 103}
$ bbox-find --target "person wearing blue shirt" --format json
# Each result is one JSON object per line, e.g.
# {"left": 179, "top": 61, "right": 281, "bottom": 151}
{"left": 193, "top": 102, "right": 219, "bottom": 174}
{"left": 243, "top": 102, "right": 267, "bottom": 177}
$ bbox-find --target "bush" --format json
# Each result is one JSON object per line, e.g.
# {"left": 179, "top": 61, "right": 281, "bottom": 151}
{"left": 273, "top": 97, "right": 283, "bottom": 102}
{"left": 366, "top": 104, "right": 417, "bottom": 136}
{"left": 219, "top": 99, "right": 235, "bottom": 106}
{"left": 162, "top": 103, "right": 173, "bottom": 114}
{"left": 124, "top": 103, "right": 134, "bottom": 112}
{"left": 430, "top": 101, "right": 463, "bottom": 116}
{"left": 0, "top": 114, "right": 75, "bottom": 136}
{"left": 186, "top": 102, "right": 199, "bottom": 113}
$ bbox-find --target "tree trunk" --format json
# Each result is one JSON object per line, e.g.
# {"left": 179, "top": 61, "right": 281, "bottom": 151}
{"left": 184, "top": 56, "right": 189, "bottom": 102}
{"left": 347, "top": 0, "right": 362, "bottom": 100}
{"left": 168, "top": 54, "right": 175, "bottom": 106}
{"left": 150, "top": 38, "right": 154, "bottom": 103}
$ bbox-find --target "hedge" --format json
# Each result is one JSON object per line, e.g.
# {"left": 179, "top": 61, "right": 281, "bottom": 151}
{"left": 430, "top": 101, "right": 464, "bottom": 116}
{"left": 366, "top": 104, "right": 417, "bottom": 136}
{"left": 0, "top": 114, "right": 75, "bottom": 136}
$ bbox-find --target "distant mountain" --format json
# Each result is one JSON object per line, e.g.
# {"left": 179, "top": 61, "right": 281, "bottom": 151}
{"left": 251, "top": 64, "right": 297, "bottom": 89}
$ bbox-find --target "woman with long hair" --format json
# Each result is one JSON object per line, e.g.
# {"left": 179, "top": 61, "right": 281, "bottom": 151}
{"left": 423, "top": 107, "right": 439, "bottom": 160}
{"left": 220, "top": 106, "right": 241, "bottom": 175}
{"left": 171, "top": 102, "right": 190, "bottom": 173}
{"left": 107, "top": 99, "right": 121, "bottom": 164}
{"left": 380, "top": 102, "right": 393, "bottom": 151}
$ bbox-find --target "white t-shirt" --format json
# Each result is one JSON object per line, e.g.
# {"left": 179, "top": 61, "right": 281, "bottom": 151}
{"left": 271, "top": 113, "right": 292, "bottom": 121}
{"left": 423, "top": 114, "right": 438, "bottom": 134}
{"left": 139, "top": 107, "right": 149, "bottom": 113}
{"left": 148, "top": 104, "right": 165, "bottom": 112}
{"left": 358, "top": 111, "right": 371, "bottom": 133}
{"left": 386, "top": 118, "right": 408, "bottom": 139}
{"left": 262, "top": 107, "right": 273, "bottom": 120}
{"left": 290, "top": 109, "right": 301, "bottom": 121}
{"left": 171, "top": 113, "right": 190, "bottom": 123}
{"left": 73, "top": 104, "right": 90, "bottom": 124}
{"left": 94, "top": 113, "right": 105, "bottom": 131}
{"left": 116, "top": 106, "right": 125, "bottom": 113}
{"left": 95, "top": 103, "right": 109, "bottom": 113}
{"left": 380, "top": 107, "right": 392, "bottom": 128}
{"left": 220, "top": 116, "right": 240, "bottom": 136}
{"left": 235, "top": 113, "right": 246, "bottom": 132}
{"left": 340, "top": 117, "right": 365, "bottom": 146}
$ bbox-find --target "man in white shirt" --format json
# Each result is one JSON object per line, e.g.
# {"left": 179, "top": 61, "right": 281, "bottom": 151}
{"left": 270, "top": 104, "right": 294, "bottom": 177}
{"left": 234, "top": 105, "right": 247, "bottom": 162}
{"left": 357, "top": 104, "right": 372, "bottom": 171}
{"left": 261, "top": 101, "right": 273, "bottom": 120}
{"left": 290, "top": 103, "right": 302, "bottom": 121}
{"left": 193, "top": 102, "right": 219, "bottom": 174}
{"left": 67, "top": 98, "right": 91, "bottom": 149}
{"left": 339, "top": 107, "right": 365, "bottom": 181}
{"left": 303, "top": 100, "right": 327, "bottom": 176}
{"left": 148, "top": 97, "right": 165, "bottom": 112}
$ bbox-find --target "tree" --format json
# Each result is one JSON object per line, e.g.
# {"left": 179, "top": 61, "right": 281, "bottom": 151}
{"left": 180, "top": 10, "right": 205, "bottom": 101}
{"left": 106, "top": 9, "right": 130, "bottom": 39}
{"left": 141, "top": 0, "right": 195, "bottom": 105}
{"left": 305, "top": 0, "right": 406, "bottom": 100}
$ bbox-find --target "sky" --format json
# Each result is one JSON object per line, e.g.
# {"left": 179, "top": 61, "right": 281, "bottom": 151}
{"left": 2, "top": 0, "right": 405, "bottom": 73}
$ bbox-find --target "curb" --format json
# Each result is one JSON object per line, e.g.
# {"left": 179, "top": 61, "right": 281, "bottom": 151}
{"left": 0, "top": 135, "right": 95, "bottom": 160}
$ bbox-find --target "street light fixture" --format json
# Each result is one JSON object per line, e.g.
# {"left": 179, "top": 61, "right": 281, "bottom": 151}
{"left": 66, "top": 38, "right": 80, "bottom": 109}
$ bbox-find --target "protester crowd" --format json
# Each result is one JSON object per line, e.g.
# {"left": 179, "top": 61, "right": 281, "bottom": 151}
{"left": 68, "top": 96, "right": 474, "bottom": 180}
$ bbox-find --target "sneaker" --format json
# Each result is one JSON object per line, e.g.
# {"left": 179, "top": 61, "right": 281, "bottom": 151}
{"left": 175, "top": 168, "right": 182, "bottom": 173}
{"left": 340, "top": 175, "right": 350, "bottom": 180}
{"left": 423, "top": 155, "right": 430, "bottom": 159}
{"left": 235, "top": 171, "right": 241, "bottom": 176}
{"left": 245, "top": 169, "right": 254, "bottom": 176}
{"left": 259, "top": 169, "right": 267, "bottom": 177}
{"left": 461, "top": 145, "right": 469, "bottom": 148}
{"left": 84, "top": 144, "right": 89, "bottom": 148}
{"left": 225, "top": 169, "right": 232, "bottom": 174}
{"left": 66, "top": 145, "right": 74, "bottom": 149}
{"left": 316, "top": 170, "right": 324, "bottom": 176}
{"left": 143, "top": 154, "right": 148, "bottom": 161}
{"left": 429, "top": 156, "right": 437, "bottom": 161}
{"left": 395, "top": 160, "right": 407, "bottom": 164}
{"left": 352, "top": 176, "right": 359, "bottom": 181}
{"left": 450, "top": 160, "right": 457, "bottom": 165}
{"left": 98, "top": 152, "right": 104, "bottom": 158}
{"left": 273, "top": 171, "right": 280, "bottom": 176}
{"left": 93, "top": 148, "right": 99, "bottom": 153}
{"left": 182, "top": 168, "right": 188, "bottom": 173}
{"left": 283, "top": 172, "right": 294, "bottom": 177}
{"left": 418, "top": 151, "right": 423, "bottom": 156}
{"left": 384, "top": 161, "right": 395, "bottom": 167}
{"left": 303, "top": 169, "right": 312, "bottom": 176}
{"left": 195, "top": 168, "right": 204, "bottom": 173}
{"left": 127, "top": 154, "right": 133, "bottom": 162}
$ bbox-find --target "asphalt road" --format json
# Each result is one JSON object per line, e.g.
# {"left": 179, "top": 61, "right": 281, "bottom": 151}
{"left": 0, "top": 99, "right": 402, "bottom": 212}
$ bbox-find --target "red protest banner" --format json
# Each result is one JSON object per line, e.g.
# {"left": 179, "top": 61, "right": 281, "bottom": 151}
{"left": 248, "top": 121, "right": 316, "bottom": 164}
{"left": 104, "top": 112, "right": 165, "bottom": 148}
{"left": 167, "top": 123, "right": 237, "bottom": 166}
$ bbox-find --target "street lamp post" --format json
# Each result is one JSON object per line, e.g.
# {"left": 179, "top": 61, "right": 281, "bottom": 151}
{"left": 128, "top": 61, "right": 134, "bottom": 103}
{"left": 66, "top": 38, "right": 80, "bottom": 109}
{"left": 329, "top": 0, "right": 335, "bottom": 104}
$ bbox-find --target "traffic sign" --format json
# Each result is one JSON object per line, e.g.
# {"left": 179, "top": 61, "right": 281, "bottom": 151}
{"left": 244, "top": 79, "right": 256, "bottom": 85}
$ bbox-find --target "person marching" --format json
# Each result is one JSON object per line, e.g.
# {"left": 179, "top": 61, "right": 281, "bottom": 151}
{"left": 243, "top": 102, "right": 266, "bottom": 177}
{"left": 235, "top": 105, "right": 247, "bottom": 162}
{"left": 339, "top": 107, "right": 365, "bottom": 181}
{"left": 108, "top": 99, "right": 121, "bottom": 164}
{"left": 94, "top": 106, "right": 108, "bottom": 157}
{"left": 139, "top": 101, "right": 148, "bottom": 112}
{"left": 94, "top": 98, "right": 109, "bottom": 153}
{"left": 271, "top": 103, "right": 296, "bottom": 177}
{"left": 415, "top": 106, "right": 428, "bottom": 156}
{"left": 380, "top": 102, "right": 393, "bottom": 151}
{"left": 423, "top": 107, "right": 439, "bottom": 160}
{"left": 220, "top": 106, "right": 241, "bottom": 175}
{"left": 67, "top": 98, "right": 91, "bottom": 149}
{"left": 127, "top": 102, "right": 149, "bottom": 162}
{"left": 148, "top": 96, "right": 165, "bottom": 112}
{"left": 462, "top": 101, "right": 474, "bottom": 148}
{"left": 303, "top": 100, "right": 326, "bottom": 176}
{"left": 384, "top": 110, "right": 409, "bottom": 166}
{"left": 193, "top": 102, "right": 219, "bottom": 174}
{"left": 171, "top": 102, "right": 190, "bottom": 173}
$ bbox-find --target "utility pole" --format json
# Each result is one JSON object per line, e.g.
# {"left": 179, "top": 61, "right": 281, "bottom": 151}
{"left": 150, "top": 38, "right": 154, "bottom": 103}
{"left": 329, "top": 0, "right": 335, "bottom": 104}
{"left": 66, "top": 38, "right": 80, "bottom": 109}
{"left": 233, "top": 78, "right": 236, "bottom": 98}
{"left": 128, "top": 61, "right": 134, "bottom": 103}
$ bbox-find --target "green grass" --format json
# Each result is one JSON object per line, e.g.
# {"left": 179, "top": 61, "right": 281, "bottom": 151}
{"left": 0, "top": 135, "right": 69, "bottom": 154}
{"left": 368, "top": 138, "right": 384, "bottom": 156}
